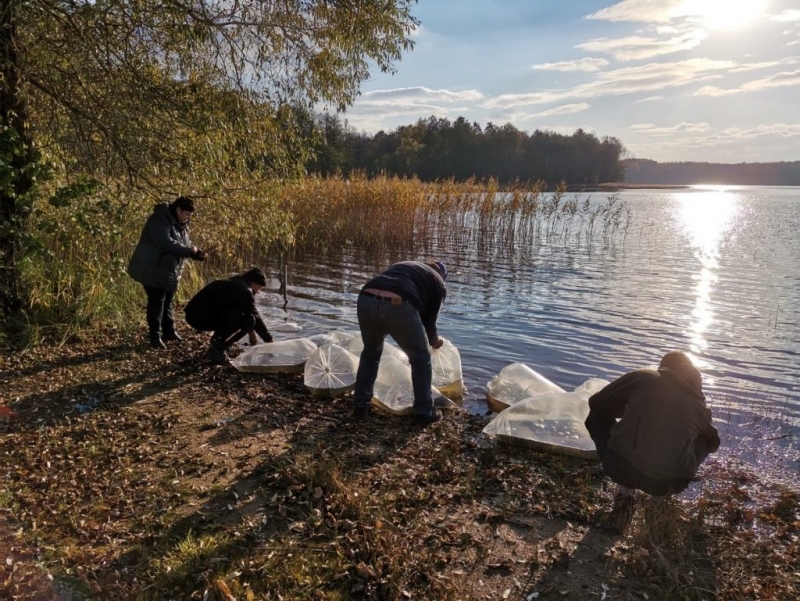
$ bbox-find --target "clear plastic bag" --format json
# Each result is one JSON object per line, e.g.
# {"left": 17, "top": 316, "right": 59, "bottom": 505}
{"left": 486, "top": 363, "right": 565, "bottom": 412}
{"left": 482, "top": 391, "right": 597, "bottom": 459}
{"left": 230, "top": 338, "right": 318, "bottom": 373}
{"left": 431, "top": 338, "right": 464, "bottom": 398}
{"left": 370, "top": 354, "right": 443, "bottom": 416}
{"left": 304, "top": 343, "right": 359, "bottom": 396}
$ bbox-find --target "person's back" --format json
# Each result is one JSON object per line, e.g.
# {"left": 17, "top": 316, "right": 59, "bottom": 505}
{"left": 184, "top": 277, "right": 252, "bottom": 327}
{"left": 606, "top": 366, "right": 714, "bottom": 481}
{"left": 586, "top": 351, "right": 719, "bottom": 498}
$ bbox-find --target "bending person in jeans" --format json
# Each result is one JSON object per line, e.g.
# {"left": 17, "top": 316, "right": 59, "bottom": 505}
{"left": 184, "top": 268, "right": 274, "bottom": 364}
{"left": 352, "top": 260, "right": 448, "bottom": 424}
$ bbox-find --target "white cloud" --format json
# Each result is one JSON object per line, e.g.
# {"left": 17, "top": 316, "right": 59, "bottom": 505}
{"left": 720, "top": 123, "right": 800, "bottom": 139}
{"left": 585, "top": 0, "right": 684, "bottom": 24}
{"left": 789, "top": 41, "right": 800, "bottom": 47}
{"left": 729, "top": 57, "right": 799, "bottom": 72}
{"left": 532, "top": 57, "right": 609, "bottom": 72}
{"left": 695, "top": 69, "right": 800, "bottom": 96}
{"left": 630, "top": 122, "right": 711, "bottom": 134}
{"left": 634, "top": 95, "right": 662, "bottom": 103}
{"left": 356, "top": 87, "right": 484, "bottom": 107}
{"left": 577, "top": 28, "right": 707, "bottom": 60}
{"left": 771, "top": 10, "right": 800, "bottom": 22}
{"left": 529, "top": 103, "right": 590, "bottom": 117}
{"left": 483, "top": 58, "right": 733, "bottom": 108}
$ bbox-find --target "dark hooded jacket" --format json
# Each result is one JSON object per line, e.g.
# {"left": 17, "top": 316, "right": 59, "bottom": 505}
{"left": 587, "top": 365, "right": 720, "bottom": 480}
{"left": 184, "top": 276, "right": 272, "bottom": 342}
{"left": 361, "top": 261, "right": 447, "bottom": 345}
{"left": 127, "top": 203, "right": 193, "bottom": 292}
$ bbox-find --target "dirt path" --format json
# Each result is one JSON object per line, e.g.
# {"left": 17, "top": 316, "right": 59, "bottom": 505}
{"left": 1, "top": 334, "right": 798, "bottom": 600}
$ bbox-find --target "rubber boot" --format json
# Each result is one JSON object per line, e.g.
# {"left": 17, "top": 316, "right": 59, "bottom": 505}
{"left": 204, "top": 337, "right": 228, "bottom": 364}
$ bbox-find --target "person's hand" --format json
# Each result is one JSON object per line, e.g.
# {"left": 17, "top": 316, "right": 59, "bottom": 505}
{"left": 431, "top": 337, "right": 444, "bottom": 350}
{"left": 248, "top": 331, "right": 258, "bottom": 346}
{"left": 191, "top": 248, "right": 206, "bottom": 261}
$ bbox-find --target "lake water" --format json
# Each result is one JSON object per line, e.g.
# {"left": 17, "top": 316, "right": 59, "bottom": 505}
{"left": 257, "top": 186, "right": 800, "bottom": 472}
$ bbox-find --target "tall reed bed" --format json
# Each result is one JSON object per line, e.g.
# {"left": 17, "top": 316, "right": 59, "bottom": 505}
{"left": 17, "top": 175, "right": 630, "bottom": 341}
{"left": 283, "top": 174, "right": 631, "bottom": 259}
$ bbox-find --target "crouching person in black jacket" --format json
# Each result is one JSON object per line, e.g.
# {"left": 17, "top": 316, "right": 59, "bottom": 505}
{"left": 185, "top": 268, "right": 274, "bottom": 364}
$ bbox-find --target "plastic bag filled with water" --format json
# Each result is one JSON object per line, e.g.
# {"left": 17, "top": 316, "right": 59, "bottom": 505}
{"left": 482, "top": 390, "right": 597, "bottom": 459}
{"left": 308, "top": 331, "right": 357, "bottom": 348}
{"left": 346, "top": 335, "right": 409, "bottom": 364}
{"left": 486, "top": 363, "right": 565, "bottom": 412}
{"left": 370, "top": 354, "right": 445, "bottom": 415}
{"left": 431, "top": 338, "right": 465, "bottom": 398}
{"left": 304, "top": 343, "right": 359, "bottom": 396}
{"left": 230, "top": 338, "right": 318, "bottom": 373}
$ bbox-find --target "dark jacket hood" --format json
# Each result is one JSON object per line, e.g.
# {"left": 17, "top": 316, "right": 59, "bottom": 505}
{"left": 658, "top": 365, "right": 704, "bottom": 400}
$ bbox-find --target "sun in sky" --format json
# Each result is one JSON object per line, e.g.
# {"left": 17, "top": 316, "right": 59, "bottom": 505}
{"left": 684, "top": 0, "right": 768, "bottom": 30}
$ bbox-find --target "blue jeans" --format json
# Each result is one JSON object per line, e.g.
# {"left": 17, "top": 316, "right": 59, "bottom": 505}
{"left": 353, "top": 294, "right": 434, "bottom": 416}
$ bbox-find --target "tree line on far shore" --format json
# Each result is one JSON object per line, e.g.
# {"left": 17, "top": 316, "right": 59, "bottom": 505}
{"left": 624, "top": 159, "right": 800, "bottom": 186}
{"left": 301, "top": 113, "right": 627, "bottom": 186}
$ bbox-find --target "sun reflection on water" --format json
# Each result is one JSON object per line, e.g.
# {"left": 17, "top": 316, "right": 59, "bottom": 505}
{"left": 678, "top": 189, "right": 741, "bottom": 367}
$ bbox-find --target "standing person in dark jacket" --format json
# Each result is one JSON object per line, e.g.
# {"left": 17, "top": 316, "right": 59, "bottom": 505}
{"left": 352, "top": 260, "right": 448, "bottom": 424}
{"left": 184, "top": 268, "right": 274, "bottom": 364}
{"left": 585, "top": 351, "right": 720, "bottom": 517}
{"left": 128, "top": 196, "right": 206, "bottom": 349}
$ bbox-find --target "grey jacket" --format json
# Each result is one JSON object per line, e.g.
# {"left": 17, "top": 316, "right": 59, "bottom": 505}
{"left": 588, "top": 366, "right": 720, "bottom": 480}
{"left": 127, "top": 203, "right": 193, "bottom": 292}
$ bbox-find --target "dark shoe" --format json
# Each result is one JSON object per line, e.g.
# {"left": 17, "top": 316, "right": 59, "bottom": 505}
{"left": 204, "top": 345, "right": 228, "bottom": 365}
{"left": 162, "top": 331, "right": 183, "bottom": 342}
{"left": 352, "top": 406, "right": 372, "bottom": 419}
{"left": 150, "top": 336, "right": 166, "bottom": 349}
{"left": 599, "top": 492, "right": 636, "bottom": 532}
{"left": 414, "top": 409, "right": 443, "bottom": 425}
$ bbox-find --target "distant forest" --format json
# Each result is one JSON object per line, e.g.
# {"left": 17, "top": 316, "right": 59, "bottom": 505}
{"left": 623, "top": 159, "right": 800, "bottom": 186}
{"left": 303, "top": 113, "right": 626, "bottom": 185}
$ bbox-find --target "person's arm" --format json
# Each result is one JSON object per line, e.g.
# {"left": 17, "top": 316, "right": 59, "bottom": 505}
{"left": 421, "top": 284, "right": 446, "bottom": 346}
{"left": 253, "top": 316, "right": 273, "bottom": 343}
{"left": 588, "top": 371, "right": 643, "bottom": 419}
{"left": 240, "top": 285, "right": 273, "bottom": 343}
{"left": 146, "top": 214, "right": 194, "bottom": 257}
{"left": 699, "top": 418, "right": 721, "bottom": 453}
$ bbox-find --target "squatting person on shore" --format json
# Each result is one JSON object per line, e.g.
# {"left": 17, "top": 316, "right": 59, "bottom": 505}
{"left": 184, "top": 267, "right": 274, "bottom": 364}
{"left": 584, "top": 350, "right": 720, "bottom": 514}
{"left": 127, "top": 196, "right": 206, "bottom": 349}
{"left": 352, "top": 260, "right": 448, "bottom": 424}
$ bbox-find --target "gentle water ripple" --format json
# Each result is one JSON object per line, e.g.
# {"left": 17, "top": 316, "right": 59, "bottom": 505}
{"left": 258, "top": 186, "right": 800, "bottom": 471}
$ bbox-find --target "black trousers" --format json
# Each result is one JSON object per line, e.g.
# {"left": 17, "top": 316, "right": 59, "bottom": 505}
{"left": 143, "top": 285, "right": 176, "bottom": 338}
{"left": 186, "top": 309, "right": 256, "bottom": 349}
{"left": 585, "top": 413, "right": 692, "bottom": 496}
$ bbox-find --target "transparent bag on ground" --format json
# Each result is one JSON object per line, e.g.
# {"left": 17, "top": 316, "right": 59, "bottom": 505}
{"left": 486, "top": 363, "right": 565, "bottom": 412}
{"left": 370, "top": 354, "right": 443, "bottom": 416}
{"left": 230, "top": 338, "right": 318, "bottom": 373}
{"left": 431, "top": 338, "right": 465, "bottom": 398}
{"left": 346, "top": 335, "right": 409, "bottom": 364}
{"left": 309, "top": 331, "right": 357, "bottom": 348}
{"left": 304, "top": 343, "right": 359, "bottom": 396}
{"left": 482, "top": 390, "right": 597, "bottom": 459}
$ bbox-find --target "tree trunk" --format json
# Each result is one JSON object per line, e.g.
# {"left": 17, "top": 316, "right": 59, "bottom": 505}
{"left": 0, "top": 0, "right": 35, "bottom": 318}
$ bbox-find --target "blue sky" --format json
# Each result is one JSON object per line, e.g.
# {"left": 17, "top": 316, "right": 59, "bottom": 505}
{"left": 341, "top": 0, "right": 800, "bottom": 163}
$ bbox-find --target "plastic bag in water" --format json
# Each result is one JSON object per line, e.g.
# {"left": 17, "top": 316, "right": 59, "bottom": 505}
{"left": 486, "top": 363, "right": 565, "bottom": 412}
{"left": 431, "top": 338, "right": 464, "bottom": 398}
{"left": 230, "top": 338, "right": 317, "bottom": 373}
{"left": 482, "top": 390, "right": 597, "bottom": 459}
{"left": 304, "top": 343, "right": 359, "bottom": 396}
